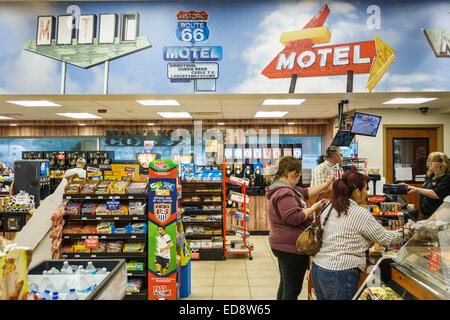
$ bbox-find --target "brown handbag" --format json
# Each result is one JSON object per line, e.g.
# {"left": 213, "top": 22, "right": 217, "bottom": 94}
{"left": 296, "top": 203, "right": 332, "bottom": 256}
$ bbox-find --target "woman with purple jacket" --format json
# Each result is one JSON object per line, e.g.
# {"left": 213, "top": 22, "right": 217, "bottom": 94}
{"left": 266, "top": 156, "right": 333, "bottom": 300}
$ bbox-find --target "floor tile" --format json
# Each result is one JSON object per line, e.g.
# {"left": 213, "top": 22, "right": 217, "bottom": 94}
{"left": 213, "top": 286, "right": 251, "bottom": 299}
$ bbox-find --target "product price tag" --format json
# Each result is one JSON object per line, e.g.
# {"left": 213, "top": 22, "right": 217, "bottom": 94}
{"left": 429, "top": 251, "right": 440, "bottom": 272}
{"left": 107, "top": 197, "right": 120, "bottom": 210}
{"left": 191, "top": 250, "right": 200, "bottom": 260}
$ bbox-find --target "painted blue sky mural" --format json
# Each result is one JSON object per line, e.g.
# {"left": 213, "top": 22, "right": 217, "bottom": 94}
{"left": 0, "top": 0, "right": 448, "bottom": 94}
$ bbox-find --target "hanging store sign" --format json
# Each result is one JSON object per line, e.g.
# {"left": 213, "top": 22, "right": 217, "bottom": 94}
{"left": 167, "top": 62, "right": 219, "bottom": 79}
{"left": 423, "top": 28, "right": 450, "bottom": 58}
{"left": 104, "top": 130, "right": 181, "bottom": 147}
{"left": 262, "top": 4, "right": 395, "bottom": 92}
{"left": 163, "top": 46, "right": 222, "bottom": 61}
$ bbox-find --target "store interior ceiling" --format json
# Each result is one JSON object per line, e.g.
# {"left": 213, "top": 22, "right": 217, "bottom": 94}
{"left": 0, "top": 91, "right": 449, "bottom": 124}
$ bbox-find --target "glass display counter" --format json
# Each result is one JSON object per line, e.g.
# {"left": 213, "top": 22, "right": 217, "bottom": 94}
{"left": 354, "top": 200, "right": 449, "bottom": 300}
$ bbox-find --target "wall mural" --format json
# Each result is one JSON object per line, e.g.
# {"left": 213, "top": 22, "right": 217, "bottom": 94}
{"left": 0, "top": 0, "right": 448, "bottom": 94}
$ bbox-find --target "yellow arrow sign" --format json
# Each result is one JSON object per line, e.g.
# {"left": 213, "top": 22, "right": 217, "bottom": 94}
{"left": 366, "top": 34, "right": 395, "bottom": 92}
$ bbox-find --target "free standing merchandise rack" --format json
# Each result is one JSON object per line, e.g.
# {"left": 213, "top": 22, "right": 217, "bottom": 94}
{"left": 60, "top": 190, "right": 149, "bottom": 300}
{"left": 222, "top": 161, "right": 252, "bottom": 260}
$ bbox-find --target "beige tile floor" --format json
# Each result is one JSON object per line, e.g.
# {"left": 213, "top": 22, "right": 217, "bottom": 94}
{"left": 182, "top": 235, "right": 309, "bottom": 300}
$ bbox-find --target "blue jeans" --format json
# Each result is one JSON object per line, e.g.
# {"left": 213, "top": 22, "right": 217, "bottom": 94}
{"left": 311, "top": 262, "right": 360, "bottom": 300}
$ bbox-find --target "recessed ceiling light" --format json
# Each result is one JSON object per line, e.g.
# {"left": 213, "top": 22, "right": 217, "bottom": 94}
{"left": 137, "top": 99, "right": 180, "bottom": 106}
{"left": 217, "top": 122, "right": 225, "bottom": 126}
{"left": 9, "top": 123, "right": 17, "bottom": 126}
{"left": 56, "top": 113, "right": 102, "bottom": 119}
{"left": 0, "top": 115, "right": 12, "bottom": 120}
{"left": 157, "top": 112, "right": 192, "bottom": 119}
{"left": 383, "top": 97, "right": 437, "bottom": 104}
{"left": 262, "top": 99, "right": 305, "bottom": 105}
{"left": 6, "top": 100, "right": 61, "bottom": 107}
{"left": 254, "top": 111, "right": 288, "bottom": 118}
{"left": 78, "top": 123, "right": 86, "bottom": 126}
{"left": 147, "top": 122, "right": 155, "bottom": 126}
{"left": 288, "top": 122, "right": 295, "bottom": 125}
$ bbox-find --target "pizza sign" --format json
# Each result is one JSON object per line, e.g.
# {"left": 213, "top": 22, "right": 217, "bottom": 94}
{"left": 154, "top": 203, "right": 171, "bottom": 223}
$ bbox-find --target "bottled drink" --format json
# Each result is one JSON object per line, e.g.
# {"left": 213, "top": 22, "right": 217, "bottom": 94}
{"left": 52, "top": 291, "right": 59, "bottom": 300}
{"left": 40, "top": 271, "right": 56, "bottom": 293}
{"left": 41, "top": 290, "right": 51, "bottom": 300}
{"left": 86, "top": 261, "right": 96, "bottom": 274}
{"left": 59, "top": 278, "right": 69, "bottom": 294}
{"left": 50, "top": 267, "right": 60, "bottom": 275}
{"left": 61, "top": 261, "right": 73, "bottom": 274}
{"left": 96, "top": 267, "right": 108, "bottom": 275}
{"left": 65, "top": 288, "right": 79, "bottom": 300}
{"left": 79, "top": 270, "right": 97, "bottom": 293}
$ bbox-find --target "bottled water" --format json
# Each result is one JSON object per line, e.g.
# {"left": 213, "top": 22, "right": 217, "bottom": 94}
{"left": 65, "top": 288, "right": 79, "bottom": 300}
{"left": 50, "top": 267, "right": 60, "bottom": 275}
{"left": 79, "top": 270, "right": 97, "bottom": 293}
{"left": 59, "top": 278, "right": 69, "bottom": 294}
{"left": 52, "top": 291, "right": 59, "bottom": 300}
{"left": 41, "top": 290, "right": 51, "bottom": 300}
{"left": 40, "top": 271, "right": 56, "bottom": 293}
{"left": 86, "top": 261, "right": 96, "bottom": 274}
{"left": 61, "top": 261, "right": 73, "bottom": 274}
{"left": 29, "top": 282, "right": 39, "bottom": 293}
{"left": 96, "top": 267, "right": 108, "bottom": 275}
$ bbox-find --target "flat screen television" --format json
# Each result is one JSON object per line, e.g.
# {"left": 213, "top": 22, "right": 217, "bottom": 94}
{"left": 350, "top": 112, "right": 382, "bottom": 136}
{"left": 331, "top": 130, "right": 355, "bottom": 147}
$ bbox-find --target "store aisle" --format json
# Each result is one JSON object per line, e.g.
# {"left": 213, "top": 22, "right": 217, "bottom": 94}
{"left": 183, "top": 235, "right": 309, "bottom": 300}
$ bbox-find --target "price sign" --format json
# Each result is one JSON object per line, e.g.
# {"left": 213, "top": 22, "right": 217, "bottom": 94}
{"left": 106, "top": 196, "right": 120, "bottom": 210}
{"left": 429, "top": 250, "right": 440, "bottom": 272}
{"left": 85, "top": 236, "right": 99, "bottom": 248}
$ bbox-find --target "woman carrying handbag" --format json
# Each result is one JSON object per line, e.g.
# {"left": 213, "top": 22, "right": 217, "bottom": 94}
{"left": 266, "top": 156, "right": 333, "bottom": 300}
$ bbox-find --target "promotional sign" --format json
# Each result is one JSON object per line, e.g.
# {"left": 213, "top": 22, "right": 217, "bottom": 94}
{"left": 262, "top": 4, "right": 395, "bottom": 92}
{"left": 148, "top": 159, "right": 180, "bottom": 300}
{"left": 167, "top": 62, "right": 219, "bottom": 79}
{"left": 176, "top": 10, "right": 210, "bottom": 44}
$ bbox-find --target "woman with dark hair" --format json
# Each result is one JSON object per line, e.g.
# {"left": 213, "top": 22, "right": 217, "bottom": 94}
{"left": 311, "top": 171, "right": 403, "bottom": 300}
{"left": 266, "top": 156, "right": 333, "bottom": 300}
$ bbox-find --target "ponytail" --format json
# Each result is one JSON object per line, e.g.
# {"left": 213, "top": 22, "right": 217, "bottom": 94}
{"left": 331, "top": 171, "right": 369, "bottom": 217}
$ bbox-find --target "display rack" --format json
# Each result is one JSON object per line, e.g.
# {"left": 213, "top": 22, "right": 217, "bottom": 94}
{"left": 223, "top": 161, "right": 252, "bottom": 260}
{"left": 181, "top": 181, "right": 224, "bottom": 260}
{"left": 59, "top": 181, "right": 149, "bottom": 300}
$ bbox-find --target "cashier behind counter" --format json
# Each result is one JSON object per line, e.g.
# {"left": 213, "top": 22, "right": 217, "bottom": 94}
{"left": 401, "top": 152, "right": 450, "bottom": 219}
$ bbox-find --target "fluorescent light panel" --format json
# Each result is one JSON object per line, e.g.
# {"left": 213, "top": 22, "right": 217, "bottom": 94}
{"left": 262, "top": 99, "right": 305, "bottom": 105}
{"left": 6, "top": 100, "right": 61, "bottom": 107}
{"left": 0, "top": 115, "right": 12, "bottom": 120}
{"left": 157, "top": 112, "right": 192, "bottom": 119}
{"left": 137, "top": 99, "right": 180, "bottom": 106}
{"left": 383, "top": 97, "right": 437, "bottom": 104}
{"left": 56, "top": 113, "right": 102, "bottom": 119}
{"left": 254, "top": 111, "right": 288, "bottom": 118}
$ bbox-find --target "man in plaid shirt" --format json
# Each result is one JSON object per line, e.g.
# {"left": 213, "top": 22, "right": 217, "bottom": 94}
{"left": 311, "top": 146, "right": 343, "bottom": 186}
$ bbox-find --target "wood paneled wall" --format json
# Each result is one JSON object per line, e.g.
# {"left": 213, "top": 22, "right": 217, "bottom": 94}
{"left": 0, "top": 119, "right": 335, "bottom": 138}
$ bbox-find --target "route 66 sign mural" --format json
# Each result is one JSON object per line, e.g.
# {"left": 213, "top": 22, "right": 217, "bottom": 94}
{"left": 176, "top": 10, "right": 210, "bottom": 44}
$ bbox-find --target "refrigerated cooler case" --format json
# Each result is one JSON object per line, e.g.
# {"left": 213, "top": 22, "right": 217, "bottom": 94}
{"left": 13, "top": 160, "right": 51, "bottom": 208}
{"left": 27, "top": 259, "right": 128, "bottom": 300}
{"left": 355, "top": 200, "right": 450, "bottom": 300}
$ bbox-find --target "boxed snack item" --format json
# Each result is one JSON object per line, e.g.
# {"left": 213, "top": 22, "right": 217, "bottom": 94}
{"left": 65, "top": 181, "right": 83, "bottom": 194}
{"left": 62, "top": 223, "right": 81, "bottom": 234}
{"left": 97, "top": 222, "right": 114, "bottom": 234}
{"left": 130, "top": 222, "right": 147, "bottom": 234}
{"left": 61, "top": 245, "right": 74, "bottom": 253}
{"left": 91, "top": 241, "right": 106, "bottom": 253}
{"left": 81, "top": 201, "right": 98, "bottom": 215}
{"left": 109, "top": 204, "right": 128, "bottom": 216}
{"left": 80, "top": 180, "right": 100, "bottom": 194}
{"left": 79, "top": 224, "right": 97, "bottom": 234}
{"left": 95, "top": 180, "right": 114, "bottom": 194}
{"left": 112, "top": 225, "right": 129, "bottom": 234}
{"left": 127, "top": 278, "right": 142, "bottom": 293}
{"left": 128, "top": 201, "right": 146, "bottom": 215}
{"left": 106, "top": 241, "right": 123, "bottom": 253}
{"left": 95, "top": 203, "right": 109, "bottom": 215}
{"left": 110, "top": 181, "right": 130, "bottom": 194}
{"left": 126, "top": 181, "right": 148, "bottom": 194}
{"left": 123, "top": 242, "right": 145, "bottom": 253}
{"left": 380, "top": 202, "right": 400, "bottom": 214}
{"left": 189, "top": 240, "right": 202, "bottom": 249}
{"left": 74, "top": 241, "right": 90, "bottom": 253}
{"left": 126, "top": 261, "right": 145, "bottom": 271}
{"left": 64, "top": 201, "right": 83, "bottom": 215}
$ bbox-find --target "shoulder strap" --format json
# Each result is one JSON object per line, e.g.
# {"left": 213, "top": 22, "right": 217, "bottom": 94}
{"left": 322, "top": 205, "right": 333, "bottom": 227}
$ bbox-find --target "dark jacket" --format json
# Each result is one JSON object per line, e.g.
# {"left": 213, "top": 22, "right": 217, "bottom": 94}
{"left": 420, "top": 173, "right": 450, "bottom": 218}
{"left": 266, "top": 180, "right": 313, "bottom": 254}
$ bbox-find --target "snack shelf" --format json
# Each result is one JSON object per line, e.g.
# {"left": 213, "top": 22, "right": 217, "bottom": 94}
{"left": 125, "top": 290, "right": 148, "bottom": 300}
{"left": 183, "top": 209, "right": 222, "bottom": 214}
{"left": 186, "top": 234, "right": 223, "bottom": 239}
{"left": 182, "top": 181, "right": 222, "bottom": 185}
{"left": 190, "top": 248, "right": 224, "bottom": 261}
{"left": 127, "top": 270, "right": 147, "bottom": 277}
{"left": 182, "top": 220, "right": 222, "bottom": 224}
{"left": 63, "top": 194, "right": 147, "bottom": 200}
{"left": 181, "top": 201, "right": 222, "bottom": 205}
{"left": 64, "top": 215, "right": 147, "bottom": 222}
{"left": 62, "top": 234, "right": 147, "bottom": 241}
